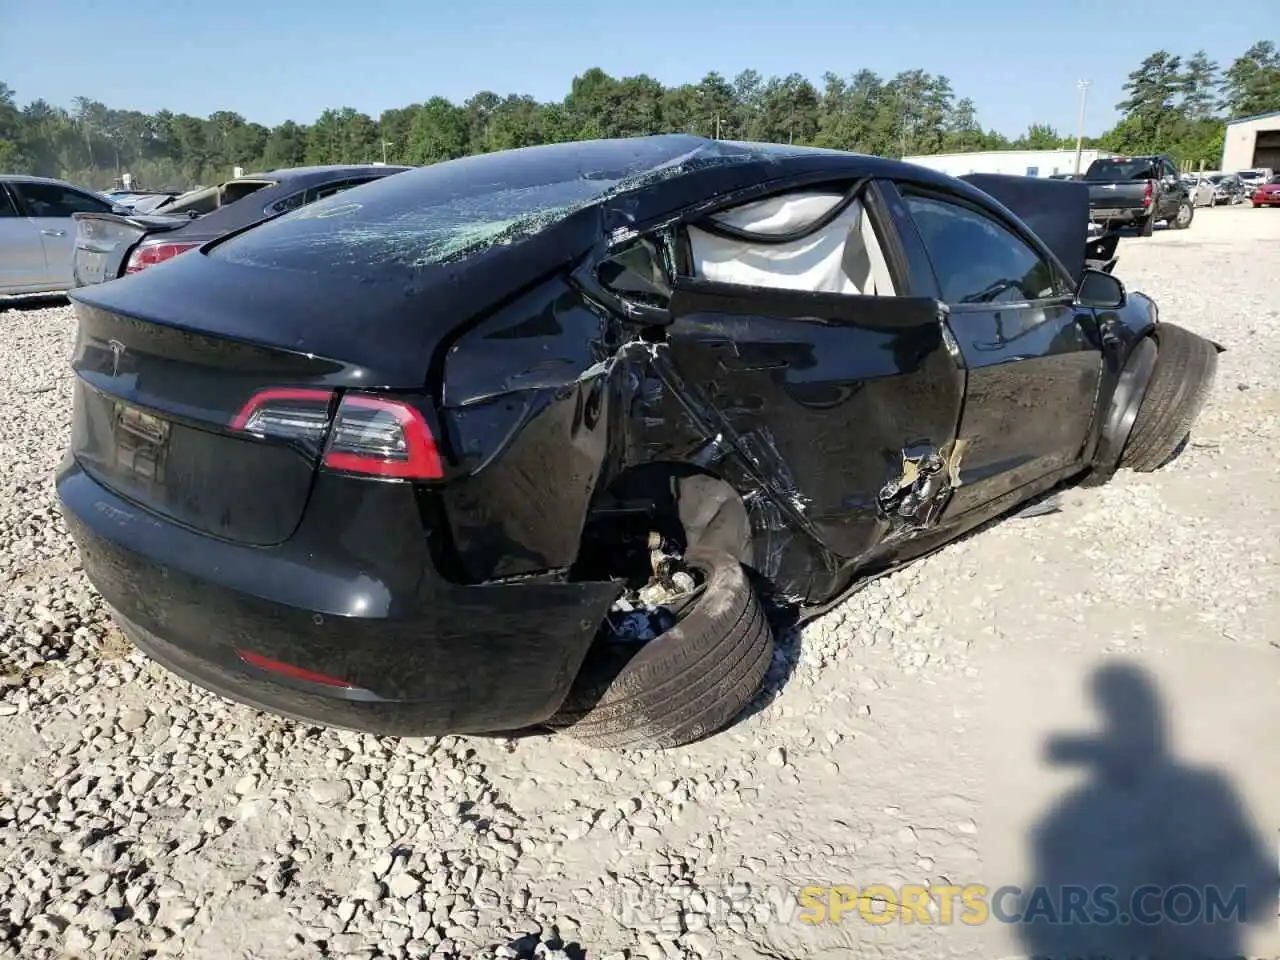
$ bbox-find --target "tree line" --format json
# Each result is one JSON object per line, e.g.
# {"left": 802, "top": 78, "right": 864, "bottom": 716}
{"left": 1, "top": 41, "right": 1277, "bottom": 191}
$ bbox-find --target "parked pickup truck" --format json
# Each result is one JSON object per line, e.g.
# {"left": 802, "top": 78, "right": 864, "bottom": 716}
{"left": 1083, "top": 154, "right": 1193, "bottom": 235}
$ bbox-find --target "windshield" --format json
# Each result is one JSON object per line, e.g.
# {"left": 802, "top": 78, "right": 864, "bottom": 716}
{"left": 1085, "top": 159, "right": 1156, "bottom": 181}
{"left": 1270, "top": 175, "right": 1280, "bottom": 185}
{"left": 210, "top": 137, "right": 815, "bottom": 278}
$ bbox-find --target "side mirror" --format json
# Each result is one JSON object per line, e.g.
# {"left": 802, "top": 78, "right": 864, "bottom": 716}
{"left": 1077, "top": 268, "right": 1126, "bottom": 309}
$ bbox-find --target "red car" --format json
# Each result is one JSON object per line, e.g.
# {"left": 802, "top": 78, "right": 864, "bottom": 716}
{"left": 1252, "top": 175, "right": 1280, "bottom": 207}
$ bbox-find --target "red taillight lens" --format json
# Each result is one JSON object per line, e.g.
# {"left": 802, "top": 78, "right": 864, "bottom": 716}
{"left": 231, "top": 389, "right": 443, "bottom": 480}
{"left": 125, "top": 241, "right": 200, "bottom": 274}
{"left": 322, "top": 394, "right": 443, "bottom": 480}
{"left": 1142, "top": 181, "right": 1153, "bottom": 208}
{"left": 232, "top": 388, "right": 335, "bottom": 442}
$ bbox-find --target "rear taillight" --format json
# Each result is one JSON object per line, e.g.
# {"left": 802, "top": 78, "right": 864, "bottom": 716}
{"left": 1142, "top": 181, "right": 1153, "bottom": 208}
{"left": 125, "top": 241, "right": 200, "bottom": 274}
{"left": 322, "top": 394, "right": 443, "bottom": 480}
{"left": 232, "top": 388, "right": 335, "bottom": 443}
{"left": 232, "top": 389, "right": 443, "bottom": 480}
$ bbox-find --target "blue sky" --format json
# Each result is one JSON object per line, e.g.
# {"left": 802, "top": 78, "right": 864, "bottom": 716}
{"left": 1, "top": 0, "right": 1261, "bottom": 139}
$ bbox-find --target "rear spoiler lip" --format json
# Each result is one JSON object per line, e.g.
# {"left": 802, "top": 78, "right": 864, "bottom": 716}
{"left": 71, "top": 210, "right": 193, "bottom": 232}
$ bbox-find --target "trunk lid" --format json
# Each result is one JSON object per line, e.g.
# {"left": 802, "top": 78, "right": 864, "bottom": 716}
{"left": 69, "top": 299, "right": 348, "bottom": 546}
{"left": 66, "top": 251, "right": 447, "bottom": 546}
{"left": 72, "top": 212, "right": 191, "bottom": 287}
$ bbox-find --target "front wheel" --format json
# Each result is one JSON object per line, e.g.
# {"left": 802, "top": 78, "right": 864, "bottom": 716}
{"left": 1170, "top": 201, "right": 1193, "bottom": 230}
{"left": 1119, "top": 324, "right": 1218, "bottom": 473}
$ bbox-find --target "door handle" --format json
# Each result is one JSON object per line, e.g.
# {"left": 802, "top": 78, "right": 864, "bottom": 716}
{"left": 40, "top": 229, "right": 67, "bottom": 237}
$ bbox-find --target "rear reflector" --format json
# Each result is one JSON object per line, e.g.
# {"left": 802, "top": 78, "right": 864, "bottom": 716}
{"left": 236, "top": 649, "right": 354, "bottom": 688}
{"left": 322, "top": 394, "right": 443, "bottom": 480}
{"left": 125, "top": 241, "right": 201, "bottom": 274}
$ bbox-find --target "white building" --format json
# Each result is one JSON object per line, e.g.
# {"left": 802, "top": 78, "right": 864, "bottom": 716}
{"left": 1220, "top": 110, "right": 1280, "bottom": 174}
{"left": 901, "top": 149, "right": 1119, "bottom": 179}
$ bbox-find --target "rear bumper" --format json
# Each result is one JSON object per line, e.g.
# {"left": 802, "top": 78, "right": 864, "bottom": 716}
{"left": 1089, "top": 207, "right": 1147, "bottom": 223}
{"left": 56, "top": 457, "right": 621, "bottom": 736}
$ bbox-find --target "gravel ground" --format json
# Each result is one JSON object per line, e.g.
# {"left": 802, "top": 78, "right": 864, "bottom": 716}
{"left": 1, "top": 206, "right": 1277, "bottom": 960}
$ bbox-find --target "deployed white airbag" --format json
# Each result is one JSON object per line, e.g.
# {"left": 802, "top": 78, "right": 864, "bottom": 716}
{"left": 687, "top": 191, "right": 896, "bottom": 296}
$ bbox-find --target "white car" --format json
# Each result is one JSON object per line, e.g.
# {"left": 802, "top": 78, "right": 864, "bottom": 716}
{"left": 1181, "top": 176, "right": 1215, "bottom": 207}
{"left": 0, "top": 176, "right": 124, "bottom": 297}
{"left": 1236, "top": 169, "right": 1273, "bottom": 194}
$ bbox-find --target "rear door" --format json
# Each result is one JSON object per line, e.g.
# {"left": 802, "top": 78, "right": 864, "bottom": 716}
{"left": 660, "top": 182, "right": 964, "bottom": 569}
{"left": 885, "top": 180, "right": 1103, "bottom": 520}
{"left": 10, "top": 181, "right": 115, "bottom": 288}
{"left": 0, "top": 184, "right": 49, "bottom": 292}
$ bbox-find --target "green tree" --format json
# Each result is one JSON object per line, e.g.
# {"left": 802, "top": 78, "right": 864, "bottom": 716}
{"left": 1116, "top": 51, "right": 1185, "bottom": 149}
{"left": 262, "top": 120, "right": 307, "bottom": 168}
{"left": 0, "top": 40, "right": 1267, "bottom": 190}
{"left": 1014, "top": 124, "right": 1067, "bottom": 150}
{"left": 1221, "top": 41, "right": 1280, "bottom": 117}
{"left": 406, "top": 97, "right": 468, "bottom": 164}
{"left": 1181, "top": 50, "right": 1221, "bottom": 121}
{"left": 0, "top": 82, "right": 30, "bottom": 170}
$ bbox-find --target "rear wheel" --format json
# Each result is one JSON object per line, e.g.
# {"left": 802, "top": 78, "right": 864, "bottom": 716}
{"left": 1170, "top": 201, "right": 1193, "bottom": 229}
{"left": 1119, "top": 324, "right": 1218, "bottom": 473}
{"left": 548, "top": 547, "right": 773, "bottom": 750}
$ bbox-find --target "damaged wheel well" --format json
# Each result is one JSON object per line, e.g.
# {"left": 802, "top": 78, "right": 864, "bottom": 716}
{"left": 569, "top": 464, "right": 753, "bottom": 583}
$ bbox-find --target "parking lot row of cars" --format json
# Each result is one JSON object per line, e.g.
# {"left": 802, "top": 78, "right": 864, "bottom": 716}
{"left": 1079, "top": 154, "right": 1277, "bottom": 236}
{"left": 0, "top": 165, "right": 410, "bottom": 297}
{"left": 1182, "top": 169, "right": 1277, "bottom": 207}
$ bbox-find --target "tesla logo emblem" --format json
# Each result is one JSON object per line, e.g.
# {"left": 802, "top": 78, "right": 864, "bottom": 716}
{"left": 108, "top": 340, "right": 126, "bottom": 377}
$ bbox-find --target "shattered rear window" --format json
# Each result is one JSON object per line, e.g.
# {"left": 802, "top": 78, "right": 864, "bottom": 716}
{"left": 208, "top": 137, "right": 814, "bottom": 278}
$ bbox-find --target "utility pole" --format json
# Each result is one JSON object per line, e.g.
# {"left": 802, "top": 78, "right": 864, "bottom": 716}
{"left": 381, "top": 140, "right": 394, "bottom": 164}
{"left": 1073, "top": 79, "right": 1091, "bottom": 175}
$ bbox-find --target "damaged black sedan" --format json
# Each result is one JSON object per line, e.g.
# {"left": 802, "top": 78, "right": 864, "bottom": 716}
{"left": 57, "top": 136, "right": 1219, "bottom": 749}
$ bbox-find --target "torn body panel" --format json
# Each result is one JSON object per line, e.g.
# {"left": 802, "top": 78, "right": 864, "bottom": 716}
{"left": 438, "top": 276, "right": 634, "bottom": 581}
{"left": 877, "top": 439, "right": 968, "bottom": 535}
{"left": 659, "top": 283, "right": 965, "bottom": 580}
{"left": 938, "top": 303, "right": 1105, "bottom": 520}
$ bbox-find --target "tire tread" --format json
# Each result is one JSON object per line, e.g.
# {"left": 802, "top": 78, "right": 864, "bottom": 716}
{"left": 1120, "top": 323, "right": 1217, "bottom": 472}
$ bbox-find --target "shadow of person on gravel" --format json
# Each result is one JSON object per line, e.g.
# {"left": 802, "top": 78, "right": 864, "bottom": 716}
{"left": 1018, "top": 662, "right": 1277, "bottom": 959}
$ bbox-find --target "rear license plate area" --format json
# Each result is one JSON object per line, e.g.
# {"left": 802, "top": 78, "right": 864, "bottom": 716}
{"left": 113, "top": 403, "right": 171, "bottom": 482}
{"left": 77, "top": 250, "right": 108, "bottom": 284}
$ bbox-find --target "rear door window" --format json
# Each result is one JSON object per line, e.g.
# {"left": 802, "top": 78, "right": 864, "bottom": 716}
{"left": 12, "top": 182, "right": 113, "bottom": 217}
{"left": 220, "top": 179, "right": 276, "bottom": 205}
{"left": 266, "top": 177, "right": 380, "bottom": 216}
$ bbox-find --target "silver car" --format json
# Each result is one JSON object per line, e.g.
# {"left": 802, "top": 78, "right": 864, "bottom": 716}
{"left": 0, "top": 176, "right": 123, "bottom": 296}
